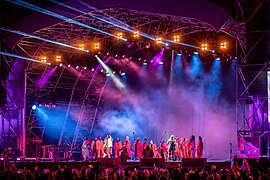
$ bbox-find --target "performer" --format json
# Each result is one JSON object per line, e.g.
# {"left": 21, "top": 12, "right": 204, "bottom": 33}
{"left": 123, "top": 136, "right": 131, "bottom": 159}
{"left": 82, "top": 137, "right": 91, "bottom": 161}
{"left": 143, "top": 139, "right": 148, "bottom": 150}
{"left": 175, "top": 136, "right": 181, "bottom": 160}
{"left": 133, "top": 138, "right": 143, "bottom": 160}
{"left": 114, "top": 138, "right": 123, "bottom": 158}
{"left": 149, "top": 140, "right": 158, "bottom": 158}
{"left": 91, "top": 137, "right": 98, "bottom": 159}
{"left": 179, "top": 138, "right": 186, "bottom": 158}
{"left": 96, "top": 136, "right": 104, "bottom": 158}
{"left": 160, "top": 139, "right": 167, "bottom": 161}
{"left": 104, "top": 134, "right": 113, "bottom": 158}
{"left": 167, "top": 135, "right": 176, "bottom": 161}
{"left": 195, "top": 136, "right": 203, "bottom": 158}
{"left": 187, "top": 135, "right": 195, "bottom": 158}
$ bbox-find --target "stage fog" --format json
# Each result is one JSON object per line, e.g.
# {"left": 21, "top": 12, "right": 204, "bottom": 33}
{"left": 93, "top": 53, "right": 237, "bottom": 160}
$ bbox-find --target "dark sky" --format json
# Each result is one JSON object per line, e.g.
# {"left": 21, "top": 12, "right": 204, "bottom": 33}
{"left": 87, "top": 0, "right": 230, "bottom": 29}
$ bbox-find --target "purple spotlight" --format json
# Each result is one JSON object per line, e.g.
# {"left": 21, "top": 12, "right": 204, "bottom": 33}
{"left": 127, "top": 43, "right": 134, "bottom": 48}
{"left": 152, "top": 48, "right": 164, "bottom": 64}
{"left": 37, "top": 66, "right": 57, "bottom": 89}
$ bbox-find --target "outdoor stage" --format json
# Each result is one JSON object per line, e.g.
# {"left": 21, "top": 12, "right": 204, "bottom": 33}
{"left": 1, "top": 158, "right": 269, "bottom": 172}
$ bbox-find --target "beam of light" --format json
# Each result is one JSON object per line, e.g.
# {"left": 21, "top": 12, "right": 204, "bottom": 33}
{"left": 0, "top": 51, "right": 50, "bottom": 64}
{"left": 36, "top": 107, "right": 48, "bottom": 120}
{"left": 8, "top": 0, "right": 127, "bottom": 41}
{"left": 206, "top": 58, "right": 221, "bottom": 101}
{"left": 0, "top": 27, "right": 88, "bottom": 52}
{"left": 152, "top": 48, "right": 164, "bottom": 64}
{"left": 49, "top": 0, "right": 156, "bottom": 41}
{"left": 95, "top": 56, "right": 111, "bottom": 72}
{"left": 95, "top": 55, "right": 125, "bottom": 89}
{"left": 37, "top": 66, "right": 57, "bottom": 89}
{"left": 189, "top": 54, "right": 202, "bottom": 79}
{"left": 63, "top": 65, "right": 88, "bottom": 79}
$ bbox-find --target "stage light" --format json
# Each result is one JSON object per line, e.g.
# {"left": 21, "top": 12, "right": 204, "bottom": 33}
{"left": 32, "top": 105, "right": 37, "bottom": 110}
{"left": 92, "top": 68, "right": 95, "bottom": 71}
{"left": 101, "top": 69, "right": 103, "bottom": 72}
{"left": 173, "top": 35, "right": 180, "bottom": 42}
{"left": 55, "top": 55, "right": 61, "bottom": 62}
{"left": 41, "top": 56, "right": 47, "bottom": 63}
{"left": 121, "top": 72, "right": 126, "bottom": 76}
{"left": 117, "top": 32, "right": 123, "bottom": 39}
{"left": 156, "top": 37, "right": 162, "bottom": 44}
{"left": 115, "top": 54, "right": 118, "bottom": 57}
{"left": 215, "top": 57, "right": 220, "bottom": 61}
{"left": 220, "top": 42, "right": 227, "bottom": 49}
{"left": 59, "top": 63, "right": 63, "bottom": 67}
{"left": 122, "top": 55, "right": 125, "bottom": 58}
{"left": 130, "top": 57, "right": 132, "bottom": 59}
{"left": 106, "top": 73, "right": 110, "bottom": 77}
{"left": 143, "top": 62, "right": 147, "bottom": 65}
{"left": 139, "top": 58, "right": 141, "bottom": 60}
{"left": 68, "top": 64, "right": 71, "bottom": 68}
{"left": 78, "top": 44, "right": 84, "bottom": 50}
{"left": 201, "top": 43, "right": 208, "bottom": 51}
{"left": 194, "top": 52, "right": 199, "bottom": 54}
{"left": 177, "top": 53, "right": 182, "bottom": 56}
{"left": 84, "top": 67, "right": 87, "bottom": 70}
{"left": 106, "top": 52, "right": 110, "bottom": 55}
{"left": 159, "top": 62, "right": 164, "bottom": 65}
{"left": 76, "top": 66, "right": 79, "bottom": 69}
{"left": 133, "top": 31, "right": 139, "bottom": 38}
{"left": 165, "top": 43, "right": 169, "bottom": 47}
{"left": 94, "top": 43, "right": 100, "bottom": 50}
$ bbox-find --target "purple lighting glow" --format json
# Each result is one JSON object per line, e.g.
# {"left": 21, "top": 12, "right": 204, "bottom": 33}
{"left": 152, "top": 48, "right": 164, "bottom": 64}
{"left": 37, "top": 66, "right": 57, "bottom": 89}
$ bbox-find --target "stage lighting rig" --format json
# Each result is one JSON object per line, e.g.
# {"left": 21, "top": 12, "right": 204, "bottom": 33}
{"left": 173, "top": 35, "right": 180, "bottom": 42}
{"left": 78, "top": 44, "right": 85, "bottom": 50}
{"left": 55, "top": 55, "right": 61, "bottom": 62}
{"left": 133, "top": 31, "right": 139, "bottom": 38}
{"left": 117, "top": 32, "right": 123, "bottom": 39}
{"left": 220, "top": 42, "right": 227, "bottom": 50}
{"left": 41, "top": 56, "right": 47, "bottom": 63}
{"left": 156, "top": 37, "right": 162, "bottom": 44}
{"left": 201, "top": 43, "right": 208, "bottom": 51}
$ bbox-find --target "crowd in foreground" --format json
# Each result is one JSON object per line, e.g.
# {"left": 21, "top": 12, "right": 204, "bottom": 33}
{"left": 0, "top": 159, "right": 269, "bottom": 180}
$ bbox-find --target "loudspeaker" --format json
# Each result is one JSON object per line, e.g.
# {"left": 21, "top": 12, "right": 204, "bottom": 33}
{"left": 182, "top": 158, "right": 207, "bottom": 169}
{"left": 140, "top": 158, "right": 164, "bottom": 168}
{"left": 97, "top": 158, "right": 121, "bottom": 169}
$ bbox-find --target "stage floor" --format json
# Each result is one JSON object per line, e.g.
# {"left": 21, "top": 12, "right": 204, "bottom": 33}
{"left": 1, "top": 158, "right": 269, "bottom": 172}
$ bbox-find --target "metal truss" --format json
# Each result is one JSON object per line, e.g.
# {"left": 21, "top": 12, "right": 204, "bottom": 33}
{"left": 235, "top": 0, "right": 269, "bottom": 157}
{"left": 16, "top": 8, "right": 245, "bottom": 58}
{"left": 10, "top": 8, "right": 246, "bottom": 156}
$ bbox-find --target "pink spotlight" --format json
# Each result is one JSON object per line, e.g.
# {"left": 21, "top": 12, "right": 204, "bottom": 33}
{"left": 76, "top": 66, "right": 79, "bottom": 69}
